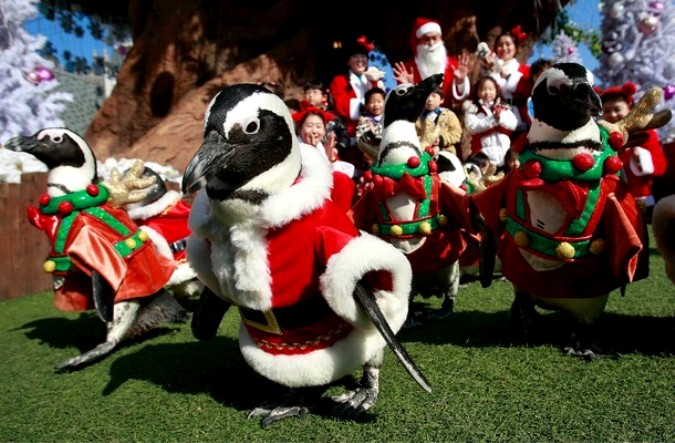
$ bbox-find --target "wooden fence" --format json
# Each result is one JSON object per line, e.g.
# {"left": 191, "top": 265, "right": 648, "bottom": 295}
{"left": 0, "top": 173, "right": 53, "bottom": 300}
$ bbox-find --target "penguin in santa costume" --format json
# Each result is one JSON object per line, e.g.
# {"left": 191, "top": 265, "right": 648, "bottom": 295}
{"left": 469, "top": 63, "right": 670, "bottom": 358}
{"left": 182, "top": 83, "right": 429, "bottom": 427}
{"left": 351, "top": 73, "right": 471, "bottom": 327}
{"left": 4, "top": 128, "right": 186, "bottom": 370}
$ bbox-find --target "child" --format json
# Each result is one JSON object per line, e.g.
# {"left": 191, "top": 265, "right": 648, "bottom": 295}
{"left": 464, "top": 76, "right": 518, "bottom": 173}
{"left": 502, "top": 148, "right": 520, "bottom": 174}
{"left": 415, "top": 86, "right": 462, "bottom": 156}
{"left": 300, "top": 80, "right": 351, "bottom": 156}
{"left": 356, "top": 87, "right": 386, "bottom": 163}
{"left": 597, "top": 82, "right": 668, "bottom": 221}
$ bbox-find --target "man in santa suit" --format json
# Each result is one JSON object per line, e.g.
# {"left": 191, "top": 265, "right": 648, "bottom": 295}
{"left": 393, "top": 17, "right": 471, "bottom": 109}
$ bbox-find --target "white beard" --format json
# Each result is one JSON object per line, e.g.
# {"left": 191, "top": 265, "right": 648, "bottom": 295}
{"left": 415, "top": 41, "right": 447, "bottom": 80}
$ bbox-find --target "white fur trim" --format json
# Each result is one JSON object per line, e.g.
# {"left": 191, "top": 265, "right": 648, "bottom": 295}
{"left": 126, "top": 190, "right": 182, "bottom": 220}
{"left": 416, "top": 22, "right": 441, "bottom": 39}
{"left": 140, "top": 226, "right": 172, "bottom": 259}
{"left": 320, "top": 232, "right": 412, "bottom": 330}
{"left": 166, "top": 261, "right": 198, "bottom": 286}
{"left": 630, "top": 147, "right": 655, "bottom": 175}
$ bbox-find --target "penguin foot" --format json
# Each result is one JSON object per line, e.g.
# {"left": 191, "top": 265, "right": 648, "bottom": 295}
{"left": 247, "top": 387, "right": 319, "bottom": 428}
{"left": 401, "top": 312, "right": 423, "bottom": 330}
{"left": 55, "top": 340, "right": 116, "bottom": 372}
{"left": 509, "top": 290, "right": 539, "bottom": 342}
{"left": 425, "top": 297, "right": 455, "bottom": 322}
{"left": 330, "top": 364, "right": 379, "bottom": 419}
{"left": 562, "top": 325, "right": 619, "bottom": 361}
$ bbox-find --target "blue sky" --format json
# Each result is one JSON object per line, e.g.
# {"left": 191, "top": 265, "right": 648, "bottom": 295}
{"left": 24, "top": 0, "right": 602, "bottom": 76}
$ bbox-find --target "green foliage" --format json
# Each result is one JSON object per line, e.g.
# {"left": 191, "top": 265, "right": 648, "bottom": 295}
{"left": 0, "top": 229, "right": 673, "bottom": 442}
{"left": 543, "top": 10, "right": 603, "bottom": 57}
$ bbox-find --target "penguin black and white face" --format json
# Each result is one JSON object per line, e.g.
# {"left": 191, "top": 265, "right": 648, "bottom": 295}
{"left": 377, "top": 73, "right": 444, "bottom": 166}
{"left": 4, "top": 128, "right": 97, "bottom": 196}
{"left": 182, "top": 84, "right": 300, "bottom": 203}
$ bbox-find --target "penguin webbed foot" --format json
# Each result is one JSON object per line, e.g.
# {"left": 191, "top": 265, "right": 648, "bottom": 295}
{"left": 425, "top": 295, "right": 455, "bottom": 322}
{"left": 330, "top": 365, "right": 379, "bottom": 420}
{"left": 247, "top": 387, "right": 321, "bottom": 428}
{"left": 562, "top": 323, "right": 619, "bottom": 361}
{"left": 54, "top": 340, "right": 116, "bottom": 372}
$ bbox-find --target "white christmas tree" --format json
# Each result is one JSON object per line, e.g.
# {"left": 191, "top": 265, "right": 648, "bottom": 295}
{"left": 551, "top": 31, "right": 583, "bottom": 64}
{"left": 595, "top": 0, "right": 675, "bottom": 143}
{"left": 0, "top": 0, "right": 72, "bottom": 145}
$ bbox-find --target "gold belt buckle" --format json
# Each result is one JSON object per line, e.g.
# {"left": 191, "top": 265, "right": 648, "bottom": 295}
{"left": 239, "top": 308, "right": 282, "bottom": 335}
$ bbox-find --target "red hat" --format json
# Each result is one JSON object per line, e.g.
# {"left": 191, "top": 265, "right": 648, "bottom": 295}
{"left": 411, "top": 17, "right": 442, "bottom": 53}
{"left": 292, "top": 107, "right": 335, "bottom": 125}
{"left": 595, "top": 82, "right": 637, "bottom": 106}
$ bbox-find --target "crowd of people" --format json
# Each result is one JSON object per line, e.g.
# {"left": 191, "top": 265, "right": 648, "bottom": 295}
{"left": 273, "top": 16, "right": 668, "bottom": 224}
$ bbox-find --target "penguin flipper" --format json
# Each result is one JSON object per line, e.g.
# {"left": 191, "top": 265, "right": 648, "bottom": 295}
{"left": 92, "top": 270, "right": 114, "bottom": 323}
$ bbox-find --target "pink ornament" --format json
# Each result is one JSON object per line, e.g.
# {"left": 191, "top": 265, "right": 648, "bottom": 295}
{"left": 664, "top": 84, "right": 675, "bottom": 100}
{"left": 35, "top": 66, "right": 54, "bottom": 82}
{"left": 117, "top": 45, "right": 128, "bottom": 56}
{"left": 567, "top": 47, "right": 575, "bottom": 55}
{"left": 638, "top": 15, "right": 659, "bottom": 36}
{"left": 25, "top": 71, "right": 40, "bottom": 84}
{"left": 649, "top": 1, "right": 665, "bottom": 11}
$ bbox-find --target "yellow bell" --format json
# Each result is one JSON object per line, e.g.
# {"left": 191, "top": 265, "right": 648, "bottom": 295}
{"left": 556, "top": 242, "right": 575, "bottom": 259}
{"left": 42, "top": 260, "right": 56, "bottom": 273}
{"left": 589, "top": 239, "right": 606, "bottom": 255}
{"left": 513, "top": 231, "right": 529, "bottom": 247}
{"left": 390, "top": 225, "right": 403, "bottom": 237}
{"left": 437, "top": 214, "right": 448, "bottom": 227}
{"left": 138, "top": 230, "right": 149, "bottom": 242}
{"left": 372, "top": 224, "right": 379, "bottom": 235}
{"left": 125, "top": 238, "right": 137, "bottom": 249}
{"left": 499, "top": 208, "right": 508, "bottom": 222}
{"left": 419, "top": 222, "right": 432, "bottom": 235}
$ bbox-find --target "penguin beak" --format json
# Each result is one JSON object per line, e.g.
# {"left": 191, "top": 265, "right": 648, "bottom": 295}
{"left": 182, "top": 131, "right": 236, "bottom": 195}
{"left": 418, "top": 73, "right": 444, "bottom": 98}
{"left": 566, "top": 82, "right": 603, "bottom": 117}
{"left": 3, "top": 134, "right": 42, "bottom": 155}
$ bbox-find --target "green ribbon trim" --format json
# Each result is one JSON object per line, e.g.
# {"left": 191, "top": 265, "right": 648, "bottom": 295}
{"left": 375, "top": 175, "right": 442, "bottom": 237}
{"left": 113, "top": 229, "right": 148, "bottom": 257}
{"left": 370, "top": 151, "right": 433, "bottom": 179}
{"left": 49, "top": 256, "right": 73, "bottom": 273}
{"left": 518, "top": 126, "right": 616, "bottom": 182}
{"left": 505, "top": 216, "right": 593, "bottom": 259}
{"left": 40, "top": 184, "right": 109, "bottom": 214}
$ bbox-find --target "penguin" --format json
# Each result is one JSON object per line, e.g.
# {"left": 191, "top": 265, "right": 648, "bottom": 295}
{"left": 469, "top": 63, "right": 655, "bottom": 359}
{"left": 181, "top": 83, "right": 429, "bottom": 427}
{"left": 351, "top": 74, "right": 471, "bottom": 327}
{"left": 4, "top": 128, "right": 187, "bottom": 370}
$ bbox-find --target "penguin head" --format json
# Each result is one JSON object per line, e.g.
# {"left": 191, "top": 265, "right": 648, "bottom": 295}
{"left": 4, "top": 128, "right": 97, "bottom": 196}
{"left": 182, "top": 84, "right": 300, "bottom": 203}
{"left": 436, "top": 151, "right": 466, "bottom": 188}
{"left": 376, "top": 74, "right": 444, "bottom": 167}
{"left": 531, "top": 63, "right": 602, "bottom": 132}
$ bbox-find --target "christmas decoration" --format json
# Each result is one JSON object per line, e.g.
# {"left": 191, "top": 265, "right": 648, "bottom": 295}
{"left": 551, "top": 31, "right": 583, "bottom": 64}
{"left": 0, "top": 0, "right": 71, "bottom": 144}
{"left": 596, "top": 0, "right": 675, "bottom": 142}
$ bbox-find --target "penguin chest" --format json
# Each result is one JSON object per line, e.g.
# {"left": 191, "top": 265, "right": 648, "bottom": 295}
{"left": 385, "top": 193, "right": 425, "bottom": 253}
{"left": 519, "top": 189, "right": 567, "bottom": 271}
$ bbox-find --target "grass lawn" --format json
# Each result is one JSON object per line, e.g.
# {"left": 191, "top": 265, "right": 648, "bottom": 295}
{"left": 0, "top": 230, "right": 673, "bottom": 442}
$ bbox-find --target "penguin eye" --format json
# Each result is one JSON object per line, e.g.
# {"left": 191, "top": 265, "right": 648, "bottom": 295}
{"left": 243, "top": 118, "right": 260, "bottom": 134}
{"left": 51, "top": 134, "right": 63, "bottom": 143}
{"left": 547, "top": 77, "right": 572, "bottom": 96}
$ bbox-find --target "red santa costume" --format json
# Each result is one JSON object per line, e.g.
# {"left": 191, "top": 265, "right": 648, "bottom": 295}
{"left": 186, "top": 144, "right": 411, "bottom": 387}
{"left": 397, "top": 18, "right": 470, "bottom": 108}
{"left": 125, "top": 190, "right": 198, "bottom": 288}
{"left": 27, "top": 183, "right": 176, "bottom": 312}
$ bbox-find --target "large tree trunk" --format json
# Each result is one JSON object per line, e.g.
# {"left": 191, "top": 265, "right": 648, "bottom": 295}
{"left": 85, "top": 0, "right": 567, "bottom": 172}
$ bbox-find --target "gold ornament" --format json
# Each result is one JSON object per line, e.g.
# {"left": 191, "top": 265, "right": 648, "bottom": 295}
{"left": 390, "top": 225, "right": 403, "bottom": 237}
{"left": 138, "top": 230, "right": 149, "bottom": 242}
{"left": 125, "top": 238, "right": 137, "bottom": 249}
{"left": 437, "top": 214, "right": 448, "bottom": 227}
{"left": 499, "top": 208, "right": 508, "bottom": 222}
{"left": 372, "top": 224, "right": 379, "bottom": 235}
{"left": 513, "top": 231, "right": 529, "bottom": 247}
{"left": 42, "top": 260, "right": 56, "bottom": 273}
{"left": 556, "top": 242, "right": 575, "bottom": 259}
{"left": 589, "top": 239, "right": 606, "bottom": 255}
{"left": 419, "top": 222, "right": 432, "bottom": 235}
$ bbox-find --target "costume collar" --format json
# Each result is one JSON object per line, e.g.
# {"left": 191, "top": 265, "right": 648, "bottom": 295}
{"left": 39, "top": 183, "right": 109, "bottom": 215}
{"left": 371, "top": 151, "right": 434, "bottom": 179}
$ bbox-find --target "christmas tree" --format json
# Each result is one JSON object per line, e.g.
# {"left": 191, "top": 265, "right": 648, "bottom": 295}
{"left": 596, "top": 0, "right": 675, "bottom": 143}
{"left": 551, "top": 31, "right": 583, "bottom": 64}
{"left": 0, "top": 0, "right": 72, "bottom": 145}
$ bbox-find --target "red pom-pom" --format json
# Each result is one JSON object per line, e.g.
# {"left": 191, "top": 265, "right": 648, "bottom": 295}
{"left": 609, "top": 132, "right": 624, "bottom": 150}
{"left": 572, "top": 153, "right": 594, "bottom": 172}
{"left": 428, "top": 160, "right": 438, "bottom": 173}
{"left": 86, "top": 184, "right": 99, "bottom": 196}
{"left": 58, "top": 201, "right": 74, "bottom": 215}
{"left": 407, "top": 156, "right": 421, "bottom": 168}
{"left": 522, "top": 159, "right": 541, "bottom": 179}
{"left": 425, "top": 146, "right": 435, "bottom": 156}
{"left": 362, "top": 170, "right": 373, "bottom": 182}
{"left": 373, "top": 175, "right": 383, "bottom": 186}
{"left": 39, "top": 194, "right": 51, "bottom": 206}
{"left": 603, "top": 156, "right": 622, "bottom": 175}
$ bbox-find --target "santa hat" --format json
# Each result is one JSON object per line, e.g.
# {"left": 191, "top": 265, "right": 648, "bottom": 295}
{"left": 595, "top": 82, "right": 637, "bottom": 106}
{"left": 411, "top": 17, "right": 442, "bottom": 54}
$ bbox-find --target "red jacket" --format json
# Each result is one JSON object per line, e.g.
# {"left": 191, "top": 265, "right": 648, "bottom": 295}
{"left": 398, "top": 56, "right": 469, "bottom": 107}
{"left": 619, "top": 129, "right": 667, "bottom": 200}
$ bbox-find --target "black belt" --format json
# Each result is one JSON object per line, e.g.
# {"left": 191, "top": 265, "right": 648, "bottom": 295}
{"left": 170, "top": 238, "right": 187, "bottom": 253}
{"left": 240, "top": 295, "right": 334, "bottom": 334}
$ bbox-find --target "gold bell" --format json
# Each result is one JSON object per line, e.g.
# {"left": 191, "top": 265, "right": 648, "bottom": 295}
{"left": 589, "top": 239, "right": 606, "bottom": 255}
{"left": 138, "top": 230, "right": 149, "bottom": 242}
{"left": 125, "top": 238, "right": 137, "bottom": 249}
{"left": 513, "top": 231, "right": 529, "bottom": 247}
{"left": 437, "top": 214, "right": 448, "bottom": 227}
{"left": 372, "top": 224, "right": 379, "bottom": 235}
{"left": 499, "top": 208, "right": 508, "bottom": 222}
{"left": 42, "top": 260, "right": 56, "bottom": 273}
{"left": 390, "top": 225, "right": 403, "bottom": 237}
{"left": 418, "top": 222, "right": 432, "bottom": 235}
{"left": 556, "top": 242, "right": 575, "bottom": 259}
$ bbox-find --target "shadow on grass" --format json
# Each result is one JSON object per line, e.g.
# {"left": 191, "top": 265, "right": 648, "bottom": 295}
{"left": 399, "top": 308, "right": 675, "bottom": 357}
